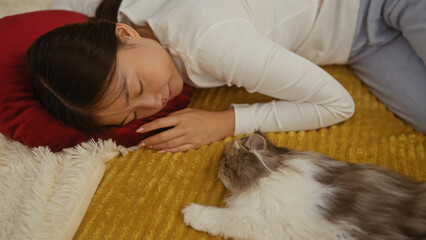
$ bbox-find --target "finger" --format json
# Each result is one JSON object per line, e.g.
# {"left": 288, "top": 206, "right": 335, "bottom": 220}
{"left": 137, "top": 115, "right": 180, "bottom": 133}
{"left": 147, "top": 135, "right": 188, "bottom": 150}
{"left": 160, "top": 144, "right": 195, "bottom": 153}
{"left": 138, "top": 129, "right": 184, "bottom": 147}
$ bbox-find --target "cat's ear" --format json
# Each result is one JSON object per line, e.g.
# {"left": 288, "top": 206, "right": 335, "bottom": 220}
{"left": 246, "top": 133, "right": 267, "bottom": 151}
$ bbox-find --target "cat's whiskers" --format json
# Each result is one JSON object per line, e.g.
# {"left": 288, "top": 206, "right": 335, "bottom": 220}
{"left": 213, "top": 175, "right": 220, "bottom": 182}
{"left": 211, "top": 165, "right": 222, "bottom": 182}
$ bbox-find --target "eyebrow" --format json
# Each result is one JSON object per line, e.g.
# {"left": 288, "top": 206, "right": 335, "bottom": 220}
{"left": 119, "top": 77, "right": 143, "bottom": 126}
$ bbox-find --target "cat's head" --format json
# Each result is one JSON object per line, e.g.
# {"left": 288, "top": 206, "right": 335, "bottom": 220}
{"left": 219, "top": 132, "right": 291, "bottom": 192}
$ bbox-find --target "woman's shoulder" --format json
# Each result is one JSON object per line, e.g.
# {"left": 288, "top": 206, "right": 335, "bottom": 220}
{"left": 122, "top": 0, "right": 253, "bottom": 30}
{"left": 151, "top": 0, "right": 273, "bottom": 50}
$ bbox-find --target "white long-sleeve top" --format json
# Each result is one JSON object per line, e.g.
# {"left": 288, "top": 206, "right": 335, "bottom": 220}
{"left": 53, "top": 0, "right": 359, "bottom": 135}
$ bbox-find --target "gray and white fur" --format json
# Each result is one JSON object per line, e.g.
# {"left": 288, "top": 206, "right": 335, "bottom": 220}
{"left": 182, "top": 132, "right": 426, "bottom": 240}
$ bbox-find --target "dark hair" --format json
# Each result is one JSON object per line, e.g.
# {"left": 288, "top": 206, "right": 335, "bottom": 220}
{"left": 96, "top": 0, "right": 157, "bottom": 40}
{"left": 26, "top": 20, "right": 122, "bottom": 133}
{"left": 26, "top": 0, "right": 158, "bottom": 133}
{"left": 95, "top": 0, "right": 122, "bottom": 22}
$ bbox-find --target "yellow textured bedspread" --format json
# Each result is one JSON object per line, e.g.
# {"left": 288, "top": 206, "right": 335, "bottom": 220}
{"left": 73, "top": 66, "right": 425, "bottom": 240}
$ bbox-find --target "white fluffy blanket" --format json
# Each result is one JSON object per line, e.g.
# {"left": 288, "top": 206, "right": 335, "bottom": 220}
{"left": 0, "top": 134, "right": 130, "bottom": 239}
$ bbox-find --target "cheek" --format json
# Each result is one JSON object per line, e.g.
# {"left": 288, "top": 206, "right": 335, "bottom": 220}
{"left": 218, "top": 164, "right": 235, "bottom": 189}
{"left": 152, "top": 51, "right": 174, "bottom": 77}
{"left": 144, "top": 68, "right": 170, "bottom": 92}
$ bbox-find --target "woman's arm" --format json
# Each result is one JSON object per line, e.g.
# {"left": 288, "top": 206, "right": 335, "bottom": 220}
{"left": 191, "top": 19, "right": 355, "bottom": 135}
{"left": 138, "top": 19, "right": 354, "bottom": 152}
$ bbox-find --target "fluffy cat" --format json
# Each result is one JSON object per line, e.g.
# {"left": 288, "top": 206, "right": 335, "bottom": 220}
{"left": 182, "top": 132, "right": 426, "bottom": 240}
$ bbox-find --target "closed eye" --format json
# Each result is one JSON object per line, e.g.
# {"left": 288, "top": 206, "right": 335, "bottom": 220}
{"left": 138, "top": 77, "right": 143, "bottom": 95}
{"left": 120, "top": 78, "right": 142, "bottom": 125}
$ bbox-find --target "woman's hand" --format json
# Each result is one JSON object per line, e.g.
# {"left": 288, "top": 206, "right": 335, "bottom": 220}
{"left": 136, "top": 108, "right": 235, "bottom": 153}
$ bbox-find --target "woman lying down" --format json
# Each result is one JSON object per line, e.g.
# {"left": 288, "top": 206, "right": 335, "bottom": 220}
{"left": 27, "top": 0, "right": 426, "bottom": 152}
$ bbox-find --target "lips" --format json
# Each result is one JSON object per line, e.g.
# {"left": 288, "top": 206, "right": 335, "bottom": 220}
{"left": 161, "top": 83, "right": 174, "bottom": 108}
{"left": 168, "top": 82, "right": 175, "bottom": 100}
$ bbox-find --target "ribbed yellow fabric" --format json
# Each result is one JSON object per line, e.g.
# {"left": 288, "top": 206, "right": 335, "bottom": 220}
{"left": 74, "top": 66, "right": 425, "bottom": 240}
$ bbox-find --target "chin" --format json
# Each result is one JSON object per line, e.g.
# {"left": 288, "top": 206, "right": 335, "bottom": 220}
{"left": 138, "top": 108, "right": 163, "bottom": 120}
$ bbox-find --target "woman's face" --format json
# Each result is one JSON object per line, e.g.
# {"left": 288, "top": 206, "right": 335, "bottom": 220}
{"left": 97, "top": 36, "right": 184, "bottom": 126}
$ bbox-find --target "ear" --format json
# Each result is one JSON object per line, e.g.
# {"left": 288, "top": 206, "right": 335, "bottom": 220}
{"left": 246, "top": 133, "right": 267, "bottom": 151}
{"left": 115, "top": 23, "right": 140, "bottom": 40}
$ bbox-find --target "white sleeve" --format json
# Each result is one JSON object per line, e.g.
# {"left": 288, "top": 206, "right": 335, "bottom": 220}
{"left": 190, "top": 19, "right": 355, "bottom": 135}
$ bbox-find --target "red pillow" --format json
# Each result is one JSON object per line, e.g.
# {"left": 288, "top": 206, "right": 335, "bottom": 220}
{"left": 0, "top": 10, "right": 193, "bottom": 152}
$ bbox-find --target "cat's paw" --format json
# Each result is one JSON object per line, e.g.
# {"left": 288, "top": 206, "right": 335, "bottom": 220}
{"left": 181, "top": 203, "right": 207, "bottom": 230}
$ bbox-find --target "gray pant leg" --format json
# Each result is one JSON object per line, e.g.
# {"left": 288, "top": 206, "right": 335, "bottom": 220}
{"left": 350, "top": 0, "right": 426, "bottom": 64}
{"left": 348, "top": 0, "right": 426, "bottom": 133}
{"left": 382, "top": 0, "right": 426, "bottom": 65}
{"left": 350, "top": 35, "right": 426, "bottom": 133}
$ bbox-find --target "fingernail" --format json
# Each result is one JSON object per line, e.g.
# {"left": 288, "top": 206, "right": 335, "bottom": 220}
{"left": 147, "top": 145, "right": 152, "bottom": 149}
{"left": 139, "top": 142, "right": 145, "bottom": 147}
{"left": 159, "top": 150, "right": 166, "bottom": 153}
{"left": 136, "top": 127, "right": 144, "bottom": 133}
